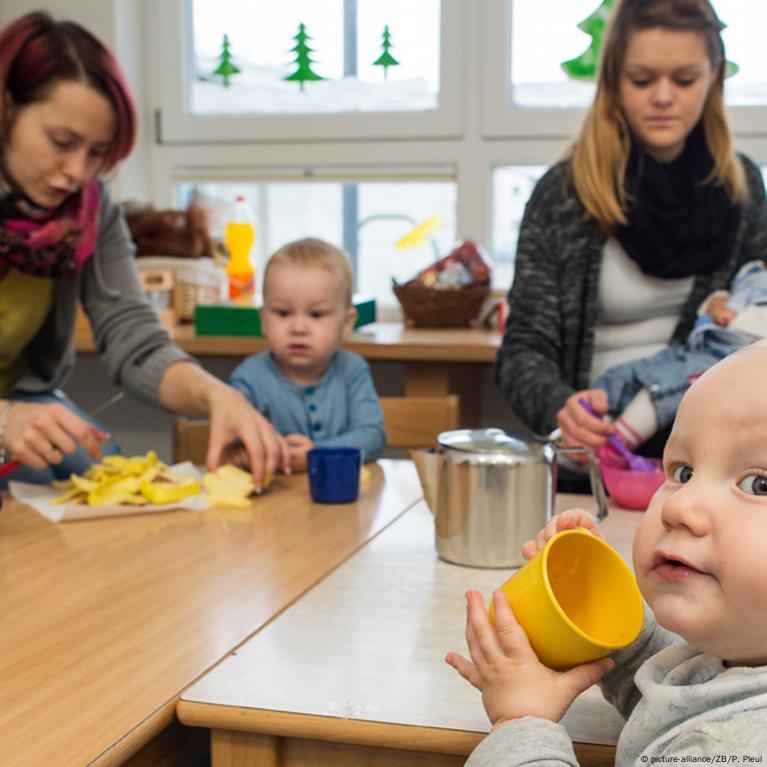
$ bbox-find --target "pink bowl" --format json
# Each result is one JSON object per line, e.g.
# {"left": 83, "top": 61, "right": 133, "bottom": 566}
{"left": 598, "top": 449, "right": 665, "bottom": 511}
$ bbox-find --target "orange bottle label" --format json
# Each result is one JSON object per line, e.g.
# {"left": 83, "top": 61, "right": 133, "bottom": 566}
{"left": 228, "top": 273, "right": 255, "bottom": 300}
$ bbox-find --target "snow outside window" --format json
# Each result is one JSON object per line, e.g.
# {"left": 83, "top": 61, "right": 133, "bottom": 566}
{"left": 192, "top": 0, "right": 440, "bottom": 115}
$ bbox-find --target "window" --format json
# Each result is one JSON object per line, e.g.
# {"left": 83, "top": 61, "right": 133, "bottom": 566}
{"left": 146, "top": 0, "right": 767, "bottom": 314}
{"left": 510, "top": 0, "right": 767, "bottom": 109}
{"left": 484, "top": 0, "right": 767, "bottom": 136}
{"left": 491, "top": 165, "right": 547, "bottom": 289}
{"left": 191, "top": 0, "right": 440, "bottom": 115}
{"left": 177, "top": 176, "right": 456, "bottom": 310}
{"left": 153, "top": 0, "right": 463, "bottom": 142}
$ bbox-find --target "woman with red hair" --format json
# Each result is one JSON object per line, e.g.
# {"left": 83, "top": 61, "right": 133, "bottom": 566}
{"left": 0, "top": 12, "right": 287, "bottom": 487}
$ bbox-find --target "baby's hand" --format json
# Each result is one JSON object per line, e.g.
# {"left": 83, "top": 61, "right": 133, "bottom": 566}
{"left": 445, "top": 590, "right": 613, "bottom": 730}
{"left": 521, "top": 508, "right": 602, "bottom": 561}
{"left": 707, "top": 295, "right": 736, "bottom": 327}
{"left": 286, "top": 433, "right": 315, "bottom": 473}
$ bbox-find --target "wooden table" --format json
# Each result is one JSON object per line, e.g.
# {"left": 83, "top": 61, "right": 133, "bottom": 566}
{"left": 73, "top": 322, "right": 501, "bottom": 423}
{"left": 178, "top": 495, "right": 640, "bottom": 767}
{"left": 0, "top": 460, "right": 421, "bottom": 767}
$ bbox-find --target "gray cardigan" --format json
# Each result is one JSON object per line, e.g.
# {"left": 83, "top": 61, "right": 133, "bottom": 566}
{"left": 15, "top": 182, "right": 190, "bottom": 405}
{"left": 495, "top": 156, "right": 767, "bottom": 435}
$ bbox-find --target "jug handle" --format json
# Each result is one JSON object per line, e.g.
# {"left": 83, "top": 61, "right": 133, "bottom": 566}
{"left": 555, "top": 444, "right": 609, "bottom": 522}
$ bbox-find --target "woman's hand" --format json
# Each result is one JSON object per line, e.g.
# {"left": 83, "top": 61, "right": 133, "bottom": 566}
{"left": 445, "top": 589, "right": 613, "bottom": 730}
{"left": 157, "top": 362, "right": 290, "bottom": 489}
{"left": 520, "top": 508, "right": 603, "bottom": 561}
{"left": 205, "top": 386, "right": 290, "bottom": 490}
{"left": 285, "top": 434, "right": 314, "bottom": 473}
{"left": 556, "top": 389, "right": 612, "bottom": 452}
{"left": 1, "top": 401, "right": 108, "bottom": 468}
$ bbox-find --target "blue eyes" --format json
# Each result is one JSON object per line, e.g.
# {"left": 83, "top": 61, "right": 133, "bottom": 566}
{"left": 671, "top": 465, "right": 693, "bottom": 484}
{"left": 670, "top": 464, "right": 767, "bottom": 496}
{"left": 738, "top": 475, "right": 767, "bottom": 496}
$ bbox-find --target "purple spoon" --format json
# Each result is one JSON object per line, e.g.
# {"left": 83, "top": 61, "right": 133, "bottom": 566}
{"left": 578, "top": 399, "right": 657, "bottom": 473}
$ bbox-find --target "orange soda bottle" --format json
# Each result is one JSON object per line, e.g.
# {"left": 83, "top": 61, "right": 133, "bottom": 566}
{"left": 225, "top": 196, "right": 256, "bottom": 301}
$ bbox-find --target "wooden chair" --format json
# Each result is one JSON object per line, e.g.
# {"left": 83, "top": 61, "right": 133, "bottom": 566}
{"left": 379, "top": 395, "right": 459, "bottom": 448}
{"left": 173, "top": 419, "right": 210, "bottom": 465}
{"left": 173, "top": 394, "right": 460, "bottom": 463}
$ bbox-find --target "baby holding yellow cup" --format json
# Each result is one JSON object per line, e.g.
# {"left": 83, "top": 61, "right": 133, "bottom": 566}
{"left": 445, "top": 343, "right": 767, "bottom": 764}
{"left": 487, "top": 528, "right": 643, "bottom": 670}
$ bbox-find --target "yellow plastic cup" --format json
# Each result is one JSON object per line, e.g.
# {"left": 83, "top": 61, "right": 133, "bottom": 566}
{"left": 488, "top": 529, "right": 644, "bottom": 670}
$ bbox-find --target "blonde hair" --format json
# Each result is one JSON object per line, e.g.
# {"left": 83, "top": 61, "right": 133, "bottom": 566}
{"left": 570, "top": 0, "right": 747, "bottom": 234}
{"left": 264, "top": 238, "right": 353, "bottom": 307}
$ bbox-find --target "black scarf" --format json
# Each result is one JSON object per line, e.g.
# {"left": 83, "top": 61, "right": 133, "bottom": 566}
{"left": 615, "top": 123, "right": 740, "bottom": 279}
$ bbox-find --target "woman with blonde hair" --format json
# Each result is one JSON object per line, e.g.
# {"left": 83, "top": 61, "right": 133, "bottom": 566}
{"left": 495, "top": 0, "right": 767, "bottom": 458}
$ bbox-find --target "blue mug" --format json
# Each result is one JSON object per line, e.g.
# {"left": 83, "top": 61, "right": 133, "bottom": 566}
{"left": 307, "top": 447, "right": 362, "bottom": 504}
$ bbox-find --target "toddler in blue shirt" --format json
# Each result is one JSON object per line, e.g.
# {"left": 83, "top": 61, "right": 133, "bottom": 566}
{"left": 229, "top": 238, "right": 385, "bottom": 472}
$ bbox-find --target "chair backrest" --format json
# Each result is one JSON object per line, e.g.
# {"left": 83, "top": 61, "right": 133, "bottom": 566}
{"left": 173, "top": 419, "right": 210, "bottom": 465}
{"left": 173, "top": 394, "right": 460, "bottom": 462}
{"left": 379, "top": 395, "right": 460, "bottom": 448}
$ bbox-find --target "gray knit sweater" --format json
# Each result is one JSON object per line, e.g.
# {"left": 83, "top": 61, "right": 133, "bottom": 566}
{"left": 13, "top": 182, "right": 190, "bottom": 405}
{"left": 465, "top": 612, "right": 767, "bottom": 767}
{"left": 495, "top": 156, "right": 767, "bottom": 435}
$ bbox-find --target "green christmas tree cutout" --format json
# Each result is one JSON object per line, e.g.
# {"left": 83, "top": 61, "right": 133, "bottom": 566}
{"left": 561, "top": 0, "right": 739, "bottom": 82}
{"left": 561, "top": 0, "right": 616, "bottom": 81}
{"left": 373, "top": 25, "right": 400, "bottom": 80}
{"left": 212, "top": 34, "right": 241, "bottom": 87}
{"left": 285, "top": 23, "right": 325, "bottom": 92}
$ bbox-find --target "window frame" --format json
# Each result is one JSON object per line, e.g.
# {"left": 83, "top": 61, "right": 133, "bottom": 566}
{"left": 152, "top": 0, "right": 466, "bottom": 144}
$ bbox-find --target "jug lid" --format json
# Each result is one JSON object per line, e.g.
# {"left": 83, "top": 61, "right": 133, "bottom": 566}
{"left": 437, "top": 428, "right": 541, "bottom": 456}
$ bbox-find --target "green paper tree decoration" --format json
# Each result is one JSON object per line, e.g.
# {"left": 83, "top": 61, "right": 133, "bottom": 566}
{"left": 212, "top": 34, "right": 240, "bottom": 87}
{"left": 561, "top": 0, "right": 616, "bottom": 81}
{"left": 373, "top": 25, "right": 400, "bottom": 80}
{"left": 561, "top": 1, "right": 740, "bottom": 83}
{"left": 285, "top": 22, "right": 325, "bottom": 92}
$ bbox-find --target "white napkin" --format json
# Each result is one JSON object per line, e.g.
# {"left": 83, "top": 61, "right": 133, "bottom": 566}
{"left": 9, "top": 461, "right": 207, "bottom": 523}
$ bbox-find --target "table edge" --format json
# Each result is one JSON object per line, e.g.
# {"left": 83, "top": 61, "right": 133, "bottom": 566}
{"left": 176, "top": 700, "right": 618, "bottom": 762}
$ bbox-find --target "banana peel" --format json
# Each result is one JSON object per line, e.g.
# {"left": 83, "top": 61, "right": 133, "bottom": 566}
{"left": 52, "top": 451, "right": 201, "bottom": 508}
{"left": 140, "top": 477, "right": 200, "bottom": 505}
{"left": 203, "top": 464, "right": 271, "bottom": 508}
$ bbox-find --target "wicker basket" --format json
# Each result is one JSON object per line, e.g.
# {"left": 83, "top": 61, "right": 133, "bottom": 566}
{"left": 392, "top": 281, "right": 490, "bottom": 327}
{"left": 172, "top": 281, "right": 224, "bottom": 322}
{"left": 137, "top": 257, "right": 226, "bottom": 323}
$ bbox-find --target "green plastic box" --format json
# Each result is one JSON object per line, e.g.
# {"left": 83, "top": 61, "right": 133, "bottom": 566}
{"left": 195, "top": 294, "right": 376, "bottom": 337}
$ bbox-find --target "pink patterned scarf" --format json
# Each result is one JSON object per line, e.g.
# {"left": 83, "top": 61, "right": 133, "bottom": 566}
{"left": 0, "top": 178, "right": 101, "bottom": 278}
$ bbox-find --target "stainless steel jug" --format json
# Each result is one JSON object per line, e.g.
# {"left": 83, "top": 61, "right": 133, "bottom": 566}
{"left": 411, "top": 428, "right": 608, "bottom": 568}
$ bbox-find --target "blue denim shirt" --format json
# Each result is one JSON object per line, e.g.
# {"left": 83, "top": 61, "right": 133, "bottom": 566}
{"left": 229, "top": 349, "right": 386, "bottom": 461}
{"left": 595, "top": 260, "right": 767, "bottom": 428}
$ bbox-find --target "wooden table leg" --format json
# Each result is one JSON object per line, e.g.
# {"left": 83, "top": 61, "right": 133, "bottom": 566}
{"left": 211, "top": 729, "right": 279, "bottom": 767}
{"left": 446, "top": 364, "right": 482, "bottom": 428}
{"left": 403, "top": 362, "right": 486, "bottom": 429}
{"left": 404, "top": 362, "right": 450, "bottom": 397}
